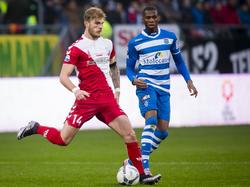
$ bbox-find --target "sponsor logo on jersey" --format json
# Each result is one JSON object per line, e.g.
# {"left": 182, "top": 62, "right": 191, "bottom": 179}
{"left": 87, "top": 60, "right": 96, "bottom": 65}
{"left": 141, "top": 52, "right": 169, "bottom": 65}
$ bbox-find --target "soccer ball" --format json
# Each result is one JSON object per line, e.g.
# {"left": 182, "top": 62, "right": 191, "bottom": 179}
{"left": 116, "top": 165, "right": 140, "bottom": 185}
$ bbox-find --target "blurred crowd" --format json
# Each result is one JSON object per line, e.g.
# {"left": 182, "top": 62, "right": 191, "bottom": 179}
{"left": 0, "top": 0, "right": 250, "bottom": 36}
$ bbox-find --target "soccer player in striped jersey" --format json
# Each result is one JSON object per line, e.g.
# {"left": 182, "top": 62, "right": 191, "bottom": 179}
{"left": 126, "top": 6, "right": 198, "bottom": 176}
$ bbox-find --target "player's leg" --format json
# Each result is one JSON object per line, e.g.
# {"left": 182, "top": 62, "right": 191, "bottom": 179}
{"left": 17, "top": 101, "right": 93, "bottom": 145}
{"left": 142, "top": 110, "right": 158, "bottom": 175}
{"left": 136, "top": 87, "right": 158, "bottom": 175}
{"left": 151, "top": 120, "right": 169, "bottom": 152}
{"left": 97, "top": 97, "right": 161, "bottom": 184}
{"left": 17, "top": 120, "right": 79, "bottom": 145}
{"left": 150, "top": 93, "right": 170, "bottom": 153}
{"left": 108, "top": 115, "right": 161, "bottom": 184}
{"left": 105, "top": 115, "right": 144, "bottom": 175}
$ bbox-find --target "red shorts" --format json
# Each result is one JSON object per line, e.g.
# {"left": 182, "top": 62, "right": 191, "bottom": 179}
{"left": 66, "top": 92, "right": 126, "bottom": 128}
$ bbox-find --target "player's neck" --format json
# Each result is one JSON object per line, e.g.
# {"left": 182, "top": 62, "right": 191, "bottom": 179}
{"left": 83, "top": 32, "right": 99, "bottom": 40}
{"left": 144, "top": 27, "right": 158, "bottom": 36}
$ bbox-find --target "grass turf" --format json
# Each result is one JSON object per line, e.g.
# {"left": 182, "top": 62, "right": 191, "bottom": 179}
{"left": 0, "top": 125, "right": 250, "bottom": 187}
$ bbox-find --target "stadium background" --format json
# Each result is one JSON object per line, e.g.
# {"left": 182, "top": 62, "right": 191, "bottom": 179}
{"left": 0, "top": 0, "right": 250, "bottom": 186}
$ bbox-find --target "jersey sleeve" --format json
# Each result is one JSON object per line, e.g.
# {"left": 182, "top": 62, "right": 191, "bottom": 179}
{"left": 110, "top": 44, "right": 116, "bottom": 60}
{"left": 170, "top": 33, "right": 191, "bottom": 82}
{"left": 63, "top": 46, "right": 79, "bottom": 65}
{"left": 126, "top": 40, "right": 138, "bottom": 82}
{"left": 170, "top": 33, "right": 181, "bottom": 55}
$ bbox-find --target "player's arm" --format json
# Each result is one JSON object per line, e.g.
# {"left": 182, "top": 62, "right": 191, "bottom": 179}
{"left": 110, "top": 56, "right": 120, "bottom": 102}
{"left": 171, "top": 37, "right": 198, "bottom": 97}
{"left": 60, "top": 51, "right": 90, "bottom": 100}
{"left": 126, "top": 41, "right": 147, "bottom": 89}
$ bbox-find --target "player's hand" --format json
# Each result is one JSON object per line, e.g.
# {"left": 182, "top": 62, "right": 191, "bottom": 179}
{"left": 74, "top": 89, "right": 90, "bottom": 100}
{"left": 187, "top": 80, "right": 198, "bottom": 98}
{"left": 132, "top": 78, "right": 148, "bottom": 89}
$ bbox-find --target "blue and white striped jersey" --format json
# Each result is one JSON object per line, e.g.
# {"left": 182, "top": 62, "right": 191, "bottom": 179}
{"left": 126, "top": 27, "right": 191, "bottom": 94}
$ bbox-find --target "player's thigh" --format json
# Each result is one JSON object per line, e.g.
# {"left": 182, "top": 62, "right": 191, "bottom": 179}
{"left": 60, "top": 121, "right": 79, "bottom": 145}
{"left": 96, "top": 97, "right": 126, "bottom": 125}
{"left": 108, "top": 115, "right": 137, "bottom": 142}
{"left": 66, "top": 102, "right": 97, "bottom": 128}
{"left": 157, "top": 94, "right": 170, "bottom": 130}
{"left": 136, "top": 87, "right": 157, "bottom": 117}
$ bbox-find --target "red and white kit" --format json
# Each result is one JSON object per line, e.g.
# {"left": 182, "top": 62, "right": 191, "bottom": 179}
{"left": 64, "top": 35, "right": 125, "bottom": 128}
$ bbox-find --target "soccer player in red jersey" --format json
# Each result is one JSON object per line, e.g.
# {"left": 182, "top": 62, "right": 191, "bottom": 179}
{"left": 17, "top": 7, "right": 161, "bottom": 185}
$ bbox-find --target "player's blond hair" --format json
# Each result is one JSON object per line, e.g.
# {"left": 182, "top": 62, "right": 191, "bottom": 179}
{"left": 84, "top": 7, "right": 106, "bottom": 22}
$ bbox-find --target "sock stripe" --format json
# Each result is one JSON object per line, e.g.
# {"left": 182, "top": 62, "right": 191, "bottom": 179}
{"left": 152, "top": 134, "right": 162, "bottom": 142}
{"left": 141, "top": 138, "right": 152, "bottom": 144}
{"left": 144, "top": 125, "right": 156, "bottom": 130}
{"left": 142, "top": 155, "right": 150, "bottom": 160}
{"left": 142, "top": 131, "right": 154, "bottom": 137}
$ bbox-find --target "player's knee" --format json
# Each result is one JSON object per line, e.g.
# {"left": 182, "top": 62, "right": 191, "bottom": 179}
{"left": 123, "top": 130, "right": 137, "bottom": 143}
{"left": 61, "top": 136, "right": 72, "bottom": 146}
{"left": 146, "top": 116, "right": 157, "bottom": 126}
{"left": 144, "top": 116, "right": 157, "bottom": 131}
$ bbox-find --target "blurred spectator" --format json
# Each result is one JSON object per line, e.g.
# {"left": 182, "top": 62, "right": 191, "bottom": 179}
{"left": 180, "top": 0, "right": 193, "bottom": 24}
{"left": 148, "top": 0, "right": 168, "bottom": 23}
{"left": 163, "top": 0, "right": 182, "bottom": 23}
{"left": 4, "top": 0, "right": 30, "bottom": 25}
{"left": 42, "top": 0, "right": 63, "bottom": 25}
{"left": 116, "top": 2, "right": 126, "bottom": 23}
{"left": 210, "top": 0, "right": 224, "bottom": 24}
{"left": 127, "top": 1, "right": 140, "bottom": 23}
{"left": 192, "top": 0, "right": 205, "bottom": 26}
{"left": 0, "top": 0, "right": 7, "bottom": 23}
{"left": 238, "top": 0, "right": 250, "bottom": 25}
{"left": 220, "top": 0, "right": 240, "bottom": 25}
{"left": 203, "top": 0, "right": 213, "bottom": 24}
{"left": 191, "top": 0, "right": 213, "bottom": 37}
{"left": 105, "top": 0, "right": 124, "bottom": 24}
{"left": 63, "top": 0, "right": 82, "bottom": 40}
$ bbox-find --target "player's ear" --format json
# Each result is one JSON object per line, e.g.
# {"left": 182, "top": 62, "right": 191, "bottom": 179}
{"left": 157, "top": 15, "right": 161, "bottom": 22}
{"left": 84, "top": 20, "right": 89, "bottom": 28}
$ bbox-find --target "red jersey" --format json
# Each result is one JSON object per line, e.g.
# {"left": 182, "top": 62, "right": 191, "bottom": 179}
{"left": 63, "top": 35, "right": 116, "bottom": 95}
{"left": 64, "top": 35, "right": 125, "bottom": 128}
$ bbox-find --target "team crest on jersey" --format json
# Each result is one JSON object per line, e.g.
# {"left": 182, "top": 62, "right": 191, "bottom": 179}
{"left": 64, "top": 55, "right": 70, "bottom": 62}
{"left": 164, "top": 38, "right": 169, "bottom": 44}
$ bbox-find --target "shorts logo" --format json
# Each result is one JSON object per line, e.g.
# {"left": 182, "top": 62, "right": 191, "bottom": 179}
{"left": 142, "top": 94, "right": 150, "bottom": 107}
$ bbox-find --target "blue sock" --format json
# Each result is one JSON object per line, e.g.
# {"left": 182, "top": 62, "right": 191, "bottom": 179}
{"left": 151, "top": 129, "right": 168, "bottom": 153}
{"left": 141, "top": 116, "right": 157, "bottom": 172}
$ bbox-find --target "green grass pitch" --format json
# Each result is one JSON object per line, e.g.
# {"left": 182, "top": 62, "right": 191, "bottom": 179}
{"left": 0, "top": 125, "right": 250, "bottom": 187}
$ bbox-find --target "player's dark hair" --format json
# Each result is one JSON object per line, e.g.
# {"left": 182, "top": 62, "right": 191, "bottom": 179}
{"left": 84, "top": 7, "right": 106, "bottom": 22}
{"left": 143, "top": 5, "right": 158, "bottom": 16}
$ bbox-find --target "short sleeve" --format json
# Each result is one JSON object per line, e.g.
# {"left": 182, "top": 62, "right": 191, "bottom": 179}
{"left": 170, "top": 33, "right": 181, "bottom": 55}
{"left": 63, "top": 46, "right": 79, "bottom": 65}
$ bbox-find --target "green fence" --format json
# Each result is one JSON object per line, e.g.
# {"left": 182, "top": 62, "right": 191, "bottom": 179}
{"left": 0, "top": 35, "right": 59, "bottom": 77}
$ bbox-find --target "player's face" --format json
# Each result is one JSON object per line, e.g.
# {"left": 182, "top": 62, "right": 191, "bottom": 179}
{"left": 143, "top": 10, "right": 160, "bottom": 31}
{"left": 86, "top": 18, "right": 104, "bottom": 39}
